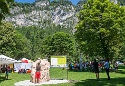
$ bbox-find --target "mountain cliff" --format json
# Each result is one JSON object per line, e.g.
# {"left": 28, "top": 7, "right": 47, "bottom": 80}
{"left": 5, "top": 0, "right": 120, "bottom": 28}
{"left": 5, "top": 0, "right": 83, "bottom": 28}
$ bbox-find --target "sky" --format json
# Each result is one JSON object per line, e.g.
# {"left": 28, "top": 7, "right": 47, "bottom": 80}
{"left": 15, "top": 0, "right": 80, "bottom": 5}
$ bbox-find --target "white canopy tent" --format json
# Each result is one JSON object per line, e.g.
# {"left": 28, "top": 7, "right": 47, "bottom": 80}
{"left": 0, "top": 55, "right": 17, "bottom": 64}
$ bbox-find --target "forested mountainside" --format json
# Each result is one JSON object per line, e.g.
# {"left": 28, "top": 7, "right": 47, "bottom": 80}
{"left": 2, "top": 0, "right": 125, "bottom": 60}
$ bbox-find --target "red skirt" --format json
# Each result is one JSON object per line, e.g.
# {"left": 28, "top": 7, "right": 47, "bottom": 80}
{"left": 35, "top": 71, "right": 41, "bottom": 79}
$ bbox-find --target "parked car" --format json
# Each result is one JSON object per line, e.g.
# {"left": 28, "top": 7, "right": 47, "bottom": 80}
{"left": 116, "top": 61, "right": 124, "bottom": 66}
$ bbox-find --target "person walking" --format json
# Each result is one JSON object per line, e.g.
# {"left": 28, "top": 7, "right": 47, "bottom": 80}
{"left": 104, "top": 59, "right": 110, "bottom": 80}
{"left": 93, "top": 59, "right": 99, "bottom": 80}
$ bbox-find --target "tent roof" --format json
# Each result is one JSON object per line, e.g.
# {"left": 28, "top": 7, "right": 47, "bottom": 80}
{"left": 0, "top": 55, "right": 17, "bottom": 64}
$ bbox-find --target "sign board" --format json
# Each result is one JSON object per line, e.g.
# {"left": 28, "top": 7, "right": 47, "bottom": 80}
{"left": 51, "top": 56, "right": 67, "bottom": 67}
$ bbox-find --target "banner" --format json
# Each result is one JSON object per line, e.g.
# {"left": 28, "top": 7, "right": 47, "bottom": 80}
{"left": 51, "top": 56, "right": 67, "bottom": 67}
{"left": 14, "top": 63, "right": 33, "bottom": 72}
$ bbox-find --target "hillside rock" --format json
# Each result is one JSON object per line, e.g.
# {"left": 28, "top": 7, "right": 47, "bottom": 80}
{"left": 5, "top": 0, "right": 81, "bottom": 28}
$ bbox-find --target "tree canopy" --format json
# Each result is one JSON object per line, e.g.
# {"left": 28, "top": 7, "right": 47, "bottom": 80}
{"left": 0, "top": 22, "right": 15, "bottom": 56}
{"left": 41, "top": 32, "right": 76, "bottom": 57}
{"left": 75, "top": 0, "right": 125, "bottom": 59}
{"left": 13, "top": 30, "right": 31, "bottom": 59}
{"left": 0, "top": 0, "right": 14, "bottom": 22}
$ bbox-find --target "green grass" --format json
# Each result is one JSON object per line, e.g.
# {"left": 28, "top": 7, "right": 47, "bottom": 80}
{"left": 0, "top": 72, "right": 30, "bottom": 86}
{"left": 0, "top": 66, "right": 125, "bottom": 86}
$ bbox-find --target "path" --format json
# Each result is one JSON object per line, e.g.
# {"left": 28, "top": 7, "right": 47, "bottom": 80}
{"left": 15, "top": 80, "right": 69, "bottom": 86}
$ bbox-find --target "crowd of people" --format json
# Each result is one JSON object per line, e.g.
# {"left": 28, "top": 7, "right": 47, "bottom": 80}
{"left": 69, "top": 60, "right": 104, "bottom": 72}
{"left": 69, "top": 60, "right": 118, "bottom": 72}
{"left": 68, "top": 59, "right": 119, "bottom": 80}
{"left": 18, "top": 68, "right": 26, "bottom": 74}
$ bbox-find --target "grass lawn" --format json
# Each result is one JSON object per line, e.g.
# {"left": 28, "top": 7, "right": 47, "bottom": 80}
{"left": 0, "top": 66, "right": 125, "bottom": 86}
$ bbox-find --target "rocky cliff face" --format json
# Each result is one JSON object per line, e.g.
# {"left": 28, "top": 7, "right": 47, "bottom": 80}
{"left": 6, "top": 0, "right": 119, "bottom": 28}
{"left": 5, "top": 0, "right": 82, "bottom": 28}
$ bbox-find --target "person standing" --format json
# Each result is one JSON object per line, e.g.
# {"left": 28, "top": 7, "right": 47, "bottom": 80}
{"left": 5, "top": 64, "right": 10, "bottom": 80}
{"left": 114, "top": 61, "right": 118, "bottom": 72}
{"left": 0, "top": 65, "right": 1, "bottom": 73}
{"left": 35, "top": 62, "right": 41, "bottom": 83}
{"left": 104, "top": 59, "right": 110, "bottom": 80}
{"left": 93, "top": 59, "right": 99, "bottom": 80}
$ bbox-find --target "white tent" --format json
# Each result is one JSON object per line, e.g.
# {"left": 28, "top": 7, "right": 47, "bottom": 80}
{"left": 0, "top": 55, "right": 17, "bottom": 64}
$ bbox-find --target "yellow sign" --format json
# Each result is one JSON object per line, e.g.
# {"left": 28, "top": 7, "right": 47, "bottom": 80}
{"left": 58, "top": 57, "right": 66, "bottom": 65}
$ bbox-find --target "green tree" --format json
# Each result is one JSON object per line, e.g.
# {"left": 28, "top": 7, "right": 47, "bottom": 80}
{"left": 75, "top": 0, "right": 125, "bottom": 59}
{"left": 16, "top": 26, "right": 43, "bottom": 60}
{"left": 0, "top": 22, "right": 15, "bottom": 56}
{"left": 13, "top": 30, "right": 31, "bottom": 60}
{"left": 0, "top": 0, "right": 14, "bottom": 22}
{"left": 41, "top": 32, "right": 76, "bottom": 57}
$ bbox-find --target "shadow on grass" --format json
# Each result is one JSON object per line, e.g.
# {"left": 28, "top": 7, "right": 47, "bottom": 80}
{"left": 68, "top": 69, "right": 96, "bottom": 73}
{"left": 118, "top": 66, "right": 125, "bottom": 69}
{"left": 0, "top": 75, "right": 11, "bottom": 83}
{"left": 114, "top": 66, "right": 125, "bottom": 74}
{"left": 68, "top": 69, "right": 106, "bottom": 73}
{"left": 116, "top": 70, "right": 125, "bottom": 74}
{"left": 74, "top": 77, "right": 125, "bottom": 86}
{"left": 0, "top": 76, "right": 6, "bottom": 83}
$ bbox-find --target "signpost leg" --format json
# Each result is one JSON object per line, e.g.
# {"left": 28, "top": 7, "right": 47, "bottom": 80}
{"left": 67, "top": 66, "right": 68, "bottom": 80}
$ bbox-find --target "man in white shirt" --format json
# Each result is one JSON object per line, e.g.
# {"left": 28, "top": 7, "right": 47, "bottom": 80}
{"left": 104, "top": 59, "right": 110, "bottom": 80}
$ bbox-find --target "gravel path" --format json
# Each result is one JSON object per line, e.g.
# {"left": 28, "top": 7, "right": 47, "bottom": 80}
{"left": 14, "top": 80, "right": 69, "bottom": 86}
